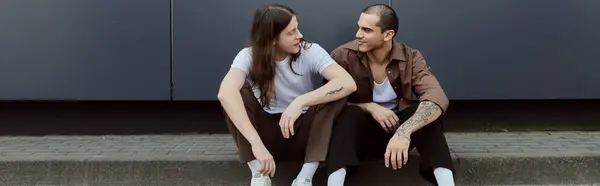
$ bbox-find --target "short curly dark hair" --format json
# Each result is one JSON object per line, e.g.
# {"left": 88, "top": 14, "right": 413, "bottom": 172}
{"left": 362, "top": 4, "right": 399, "bottom": 37}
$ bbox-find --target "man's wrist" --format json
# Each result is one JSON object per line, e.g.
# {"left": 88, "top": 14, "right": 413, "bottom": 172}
{"left": 363, "top": 102, "right": 375, "bottom": 112}
{"left": 395, "top": 129, "right": 411, "bottom": 141}
{"left": 249, "top": 139, "right": 265, "bottom": 147}
{"left": 293, "top": 95, "right": 310, "bottom": 108}
{"left": 246, "top": 134, "right": 264, "bottom": 147}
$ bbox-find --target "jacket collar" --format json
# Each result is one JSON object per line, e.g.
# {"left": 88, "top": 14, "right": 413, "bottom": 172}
{"left": 342, "top": 40, "right": 407, "bottom": 61}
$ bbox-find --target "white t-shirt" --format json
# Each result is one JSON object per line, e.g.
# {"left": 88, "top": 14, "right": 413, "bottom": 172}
{"left": 230, "top": 42, "right": 334, "bottom": 114}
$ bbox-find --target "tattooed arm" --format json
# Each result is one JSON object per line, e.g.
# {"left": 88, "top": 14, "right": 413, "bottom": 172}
{"left": 394, "top": 49, "right": 449, "bottom": 139}
{"left": 294, "top": 63, "right": 357, "bottom": 107}
{"left": 394, "top": 101, "right": 443, "bottom": 139}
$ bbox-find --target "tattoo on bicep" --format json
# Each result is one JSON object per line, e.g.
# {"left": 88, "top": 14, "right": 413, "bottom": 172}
{"left": 326, "top": 87, "right": 344, "bottom": 95}
{"left": 395, "top": 101, "right": 441, "bottom": 137}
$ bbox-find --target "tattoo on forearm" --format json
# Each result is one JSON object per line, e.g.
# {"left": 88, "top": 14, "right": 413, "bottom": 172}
{"left": 395, "top": 101, "right": 441, "bottom": 138}
{"left": 326, "top": 87, "right": 344, "bottom": 95}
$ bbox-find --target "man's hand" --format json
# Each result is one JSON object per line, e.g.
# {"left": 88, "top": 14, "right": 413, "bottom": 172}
{"left": 366, "top": 103, "right": 400, "bottom": 133}
{"left": 384, "top": 132, "right": 411, "bottom": 170}
{"left": 251, "top": 143, "right": 276, "bottom": 177}
{"left": 279, "top": 99, "right": 304, "bottom": 139}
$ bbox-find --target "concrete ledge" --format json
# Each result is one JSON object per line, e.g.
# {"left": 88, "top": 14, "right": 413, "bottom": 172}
{"left": 1, "top": 132, "right": 599, "bottom": 185}
{"left": 1, "top": 156, "right": 599, "bottom": 186}
{"left": 2, "top": 100, "right": 600, "bottom": 135}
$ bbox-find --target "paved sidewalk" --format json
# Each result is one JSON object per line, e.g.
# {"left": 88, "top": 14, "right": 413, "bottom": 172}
{"left": 0, "top": 132, "right": 599, "bottom": 161}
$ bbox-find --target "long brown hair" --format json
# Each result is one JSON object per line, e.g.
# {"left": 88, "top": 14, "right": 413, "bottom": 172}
{"left": 248, "top": 4, "right": 310, "bottom": 108}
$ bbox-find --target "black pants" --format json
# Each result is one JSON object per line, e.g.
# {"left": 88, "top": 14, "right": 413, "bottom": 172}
{"left": 326, "top": 104, "right": 454, "bottom": 185}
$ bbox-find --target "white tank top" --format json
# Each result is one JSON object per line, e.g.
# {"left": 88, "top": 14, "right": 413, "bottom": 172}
{"left": 373, "top": 77, "right": 398, "bottom": 110}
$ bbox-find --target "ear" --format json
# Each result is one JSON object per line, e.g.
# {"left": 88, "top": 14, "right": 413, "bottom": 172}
{"left": 383, "top": 30, "right": 395, "bottom": 41}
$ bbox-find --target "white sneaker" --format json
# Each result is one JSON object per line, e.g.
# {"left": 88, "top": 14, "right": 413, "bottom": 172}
{"left": 251, "top": 174, "right": 272, "bottom": 186}
{"left": 291, "top": 178, "right": 312, "bottom": 186}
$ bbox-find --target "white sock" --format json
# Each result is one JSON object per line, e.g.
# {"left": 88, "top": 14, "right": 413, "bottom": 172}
{"left": 327, "top": 168, "right": 346, "bottom": 186}
{"left": 247, "top": 159, "right": 261, "bottom": 176}
{"left": 433, "top": 167, "right": 455, "bottom": 186}
{"left": 296, "top": 162, "right": 320, "bottom": 181}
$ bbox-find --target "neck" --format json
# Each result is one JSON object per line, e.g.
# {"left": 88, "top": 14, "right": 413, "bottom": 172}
{"left": 366, "top": 41, "right": 393, "bottom": 65}
{"left": 274, "top": 49, "right": 288, "bottom": 61}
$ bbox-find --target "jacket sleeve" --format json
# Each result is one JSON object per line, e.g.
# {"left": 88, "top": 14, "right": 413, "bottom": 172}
{"left": 411, "top": 50, "right": 449, "bottom": 114}
{"left": 330, "top": 47, "right": 350, "bottom": 71}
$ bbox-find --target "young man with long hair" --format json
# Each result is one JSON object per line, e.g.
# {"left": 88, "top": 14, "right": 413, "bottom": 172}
{"left": 217, "top": 4, "right": 357, "bottom": 186}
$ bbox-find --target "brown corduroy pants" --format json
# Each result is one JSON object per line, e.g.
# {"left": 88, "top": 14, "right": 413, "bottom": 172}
{"left": 224, "top": 86, "right": 347, "bottom": 163}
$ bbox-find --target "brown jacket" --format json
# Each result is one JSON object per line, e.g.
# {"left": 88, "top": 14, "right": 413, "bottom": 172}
{"left": 330, "top": 40, "right": 449, "bottom": 113}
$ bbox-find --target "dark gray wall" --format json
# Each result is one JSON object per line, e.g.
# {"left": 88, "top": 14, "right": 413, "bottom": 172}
{"left": 1, "top": 0, "right": 599, "bottom": 101}
{"left": 393, "top": 0, "right": 600, "bottom": 99}
{"left": 0, "top": 0, "right": 171, "bottom": 100}
{"left": 172, "top": 0, "right": 387, "bottom": 100}
{"left": 175, "top": 0, "right": 600, "bottom": 100}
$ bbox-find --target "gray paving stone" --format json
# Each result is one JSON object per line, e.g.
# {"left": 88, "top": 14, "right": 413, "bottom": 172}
{"left": 221, "top": 146, "right": 238, "bottom": 151}
{"left": 0, "top": 152, "right": 33, "bottom": 156}
{"left": 203, "top": 150, "right": 238, "bottom": 155}
{"left": 98, "top": 152, "right": 136, "bottom": 156}
{"left": 551, "top": 139, "right": 583, "bottom": 142}
{"left": 55, "top": 149, "right": 89, "bottom": 153}
{"left": 30, "top": 153, "right": 69, "bottom": 157}
{"left": 488, "top": 148, "right": 524, "bottom": 152}
{"left": 521, "top": 148, "right": 557, "bottom": 152}
{"left": 0, "top": 132, "right": 598, "bottom": 161}
{"left": 579, "top": 140, "right": 600, "bottom": 144}
{"left": 204, "top": 146, "right": 223, "bottom": 151}
{"left": 541, "top": 142, "right": 577, "bottom": 146}
{"left": 452, "top": 148, "right": 489, "bottom": 153}
{"left": 530, "top": 144, "right": 565, "bottom": 148}
{"left": 167, "top": 151, "right": 195, "bottom": 155}
{"left": 154, "top": 148, "right": 188, "bottom": 152}
{"left": 187, "top": 148, "right": 208, "bottom": 153}
{"left": 23, "top": 149, "right": 56, "bottom": 153}
{"left": 66, "top": 152, "right": 102, "bottom": 156}
{"left": 86, "top": 148, "right": 122, "bottom": 152}
{"left": 120, "top": 148, "right": 155, "bottom": 152}
{"left": 499, "top": 145, "right": 529, "bottom": 149}
{"left": 461, "top": 145, "right": 490, "bottom": 149}
{"left": 570, "top": 144, "right": 600, "bottom": 148}
{"left": 555, "top": 147, "right": 592, "bottom": 152}
{"left": 508, "top": 142, "right": 542, "bottom": 146}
